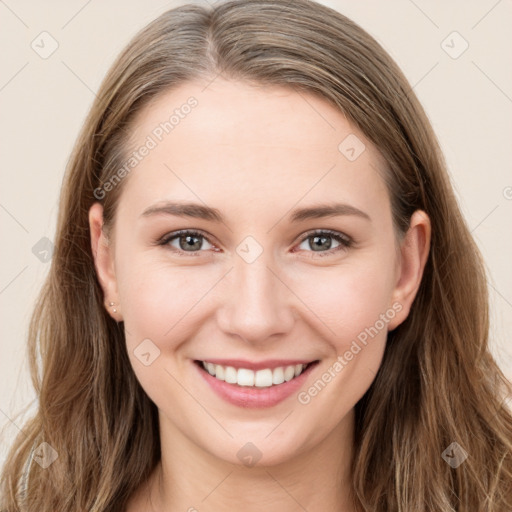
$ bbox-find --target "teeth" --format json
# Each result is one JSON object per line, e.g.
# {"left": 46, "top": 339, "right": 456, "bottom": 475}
{"left": 215, "top": 364, "right": 225, "bottom": 381}
{"left": 201, "top": 361, "right": 310, "bottom": 387}
{"left": 254, "top": 369, "right": 273, "bottom": 387}
{"left": 206, "top": 362, "right": 216, "bottom": 376}
{"left": 284, "top": 366, "right": 295, "bottom": 382}
{"left": 272, "top": 367, "right": 284, "bottom": 385}
{"left": 237, "top": 368, "right": 255, "bottom": 386}
{"left": 224, "top": 366, "right": 237, "bottom": 384}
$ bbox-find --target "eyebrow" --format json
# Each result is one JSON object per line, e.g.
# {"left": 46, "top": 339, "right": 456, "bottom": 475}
{"left": 140, "top": 201, "right": 371, "bottom": 223}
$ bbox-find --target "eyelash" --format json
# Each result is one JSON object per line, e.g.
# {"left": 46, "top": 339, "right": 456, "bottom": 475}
{"left": 156, "top": 229, "right": 353, "bottom": 257}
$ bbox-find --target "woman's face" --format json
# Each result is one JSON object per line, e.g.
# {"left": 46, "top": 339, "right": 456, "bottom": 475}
{"left": 90, "top": 78, "right": 429, "bottom": 467}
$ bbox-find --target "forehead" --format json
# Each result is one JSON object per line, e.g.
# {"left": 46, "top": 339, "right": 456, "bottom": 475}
{"left": 117, "top": 78, "right": 390, "bottom": 225}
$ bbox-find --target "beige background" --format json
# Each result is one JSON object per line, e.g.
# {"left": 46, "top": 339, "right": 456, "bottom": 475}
{"left": 1, "top": 0, "right": 511, "bottom": 464}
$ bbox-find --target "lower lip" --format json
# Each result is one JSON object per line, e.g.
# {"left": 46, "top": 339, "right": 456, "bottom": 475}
{"left": 193, "top": 360, "right": 319, "bottom": 408}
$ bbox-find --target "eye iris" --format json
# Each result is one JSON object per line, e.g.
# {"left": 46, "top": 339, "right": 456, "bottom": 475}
{"left": 180, "top": 234, "right": 202, "bottom": 251}
{"left": 172, "top": 233, "right": 341, "bottom": 253}
{"left": 311, "top": 234, "right": 332, "bottom": 251}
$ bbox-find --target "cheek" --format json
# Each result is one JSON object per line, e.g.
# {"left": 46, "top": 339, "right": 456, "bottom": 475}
{"left": 117, "top": 260, "right": 210, "bottom": 402}
{"left": 290, "top": 257, "right": 396, "bottom": 346}
{"left": 116, "top": 254, "right": 216, "bottom": 350}
{"left": 289, "top": 262, "right": 394, "bottom": 432}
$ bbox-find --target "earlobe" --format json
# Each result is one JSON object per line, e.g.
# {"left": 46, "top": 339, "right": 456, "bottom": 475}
{"left": 89, "top": 203, "right": 122, "bottom": 321}
{"left": 387, "top": 210, "right": 431, "bottom": 331}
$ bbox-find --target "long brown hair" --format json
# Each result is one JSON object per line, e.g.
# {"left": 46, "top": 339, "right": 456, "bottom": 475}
{"left": 2, "top": 1, "right": 511, "bottom": 510}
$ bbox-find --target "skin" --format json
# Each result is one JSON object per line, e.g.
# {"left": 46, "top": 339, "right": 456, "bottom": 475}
{"left": 89, "top": 78, "right": 431, "bottom": 511}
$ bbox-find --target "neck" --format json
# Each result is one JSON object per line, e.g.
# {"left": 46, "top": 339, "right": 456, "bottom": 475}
{"left": 137, "top": 408, "right": 358, "bottom": 512}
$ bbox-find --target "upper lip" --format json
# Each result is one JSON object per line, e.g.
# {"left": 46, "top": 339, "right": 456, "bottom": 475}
{"left": 196, "top": 358, "right": 318, "bottom": 371}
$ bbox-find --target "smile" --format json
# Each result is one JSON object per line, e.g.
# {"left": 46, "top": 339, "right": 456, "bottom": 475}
{"left": 193, "top": 358, "right": 320, "bottom": 408}
{"left": 198, "top": 360, "right": 316, "bottom": 387}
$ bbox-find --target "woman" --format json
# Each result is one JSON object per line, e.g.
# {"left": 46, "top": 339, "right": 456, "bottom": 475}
{"left": 1, "top": 0, "right": 511, "bottom": 510}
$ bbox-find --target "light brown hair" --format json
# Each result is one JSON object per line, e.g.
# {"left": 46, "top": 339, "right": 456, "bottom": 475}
{"left": 2, "top": 0, "right": 511, "bottom": 510}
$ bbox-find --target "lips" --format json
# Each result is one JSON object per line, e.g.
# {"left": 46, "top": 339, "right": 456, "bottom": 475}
{"left": 193, "top": 358, "right": 320, "bottom": 408}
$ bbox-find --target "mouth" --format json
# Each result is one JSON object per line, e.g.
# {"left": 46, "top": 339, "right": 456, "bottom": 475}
{"left": 194, "top": 359, "right": 320, "bottom": 388}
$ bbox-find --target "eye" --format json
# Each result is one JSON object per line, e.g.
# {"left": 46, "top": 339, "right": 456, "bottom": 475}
{"left": 157, "top": 228, "right": 353, "bottom": 257}
{"left": 158, "top": 229, "right": 216, "bottom": 256}
{"left": 295, "top": 229, "right": 353, "bottom": 256}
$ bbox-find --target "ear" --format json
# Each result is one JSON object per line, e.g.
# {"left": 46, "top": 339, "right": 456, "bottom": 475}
{"left": 89, "top": 202, "right": 122, "bottom": 321}
{"left": 387, "top": 210, "right": 431, "bottom": 331}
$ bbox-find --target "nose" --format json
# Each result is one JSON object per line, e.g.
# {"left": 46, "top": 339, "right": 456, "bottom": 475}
{"left": 216, "top": 252, "right": 296, "bottom": 345}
